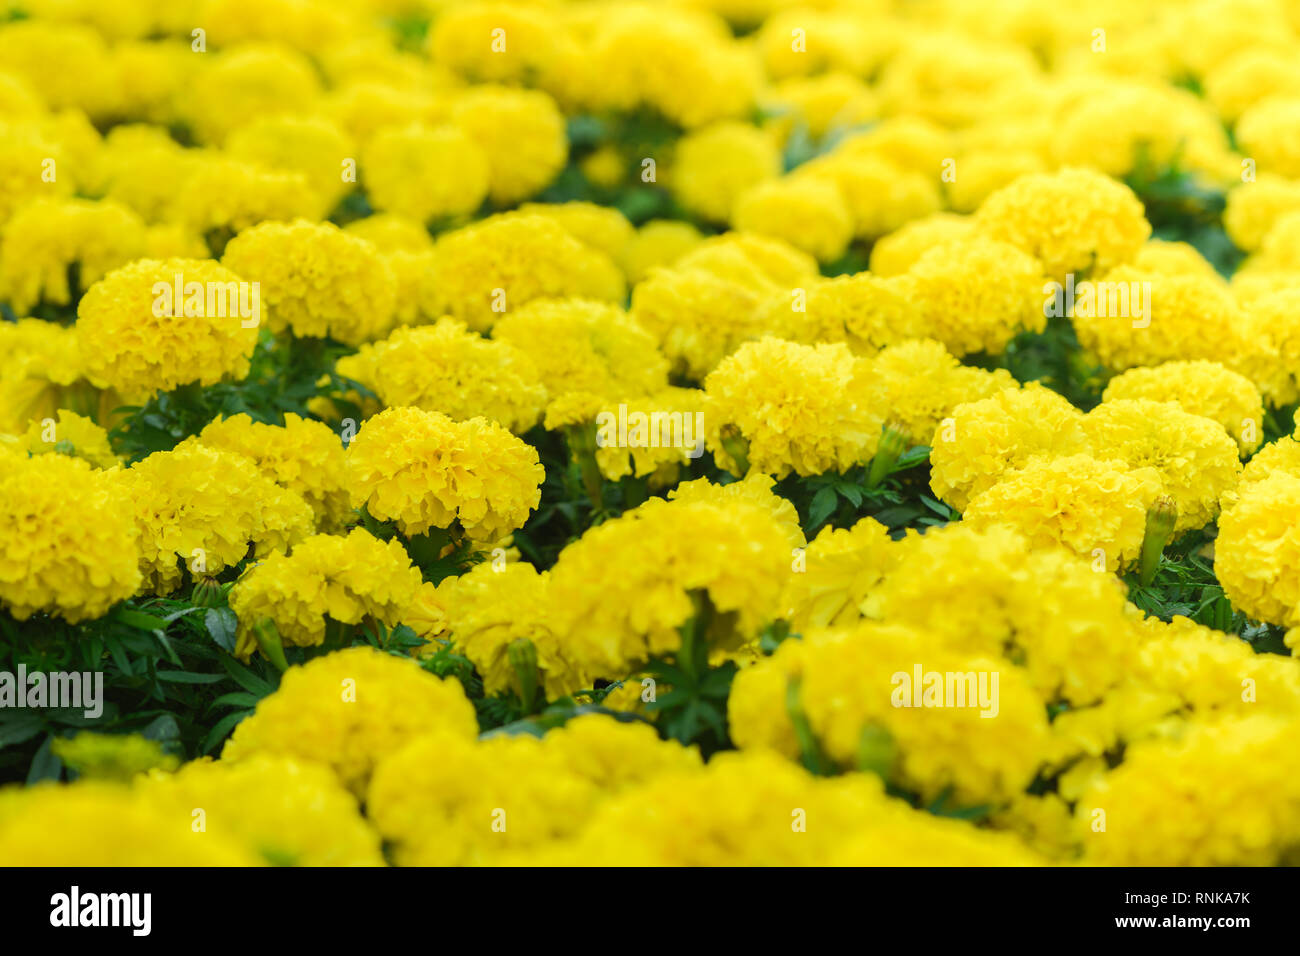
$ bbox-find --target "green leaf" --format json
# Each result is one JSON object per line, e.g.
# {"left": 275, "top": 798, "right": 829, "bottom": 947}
{"left": 0, "top": 714, "right": 44, "bottom": 749}
{"left": 202, "top": 709, "right": 253, "bottom": 754}
{"left": 112, "top": 606, "right": 166, "bottom": 631}
{"left": 205, "top": 607, "right": 239, "bottom": 653}
{"left": 219, "top": 655, "right": 275, "bottom": 697}
{"left": 808, "top": 485, "right": 838, "bottom": 528}
{"left": 155, "top": 670, "right": 227, "bottom": 684}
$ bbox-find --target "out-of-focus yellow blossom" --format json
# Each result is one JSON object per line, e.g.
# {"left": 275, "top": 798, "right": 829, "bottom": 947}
{"left": 761, "top": 72, "right": 878, "bottom": 142}
{"left": 121, "top": 440, "right": 314, "bottom": 594}
{"left": 139, "top": 754, "right": 383, "bottom": 866}
{"left": 346, "top": 405, "right": 543, "bottom": 541}
{"left": 618, "top": 219, "right": 705, "bottom": 283}
{"left": 868, "top": 213, "right": 974, "bottom": 277}
{"left": 1102, "top": 361, "right": 1264, "bottom": 456}
{"left": 671, "top": 121, "right": 783, "bottom": 224}
{"left": 516, "top": 202, "right": 635, "bottom": 262}
{"left": 18, "top": 409, "right": 120, "bottom": 469}
{"left": 222, "top": 645, "right": 478, "bottom": 796}
{"left": 0, "top": 20, "right": 119, "bottom": 119}
{"left": 360, "top": 121, "right": 490, "bottom": 225}
{"left": 450, "top": 86, "right": 568, "bottom": 206}
{"left": 732, "top": 175, "right": 854, "bottom": 263}
{"left": 0, "top": 198, "right": 146, "bottom": 314}
{"left": 51, "top": 732, "right": 178, "bottom": 781}
{"left": 0, "top": 452, "right": 140, "bottom": 623}
{"left": 0, "top": 782, "right": 257, "bottom": 866}
{"left": 183, "top": 44, "right": 321, "bottom": 144}
{"left": 170, "top": 154, "right": 319, "bottom": 240}
{"left": 76, "top": 257, "right": 260, "bottom": 403}
{"left": 799, "top": 152, "right": 942, "bottom": 240}
{"left": 229, "top": 528, "right": 424, "bottom": 659}
{"left": 1205, "top": 49, "right": 1300, "bottom": 123}
{"left": 1223, "top": 173, "right": 1300, "bottom": 252}
{"left": 777, "top": 516, "right": 897, "bottom": 632}
{"left": 1236, "top": 96, "right": 1300, "bottom": 180}
{"left": 225, "top": 115, "right": 356, "bottom": 219}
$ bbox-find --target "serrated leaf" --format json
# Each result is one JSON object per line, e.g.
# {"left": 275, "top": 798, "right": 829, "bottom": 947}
{"left": 205, "top": 607, "right": 238, "bottom": 653}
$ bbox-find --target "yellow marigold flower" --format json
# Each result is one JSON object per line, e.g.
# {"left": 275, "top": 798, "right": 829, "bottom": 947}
{"left": 198, "top": 0, "right": 354, "bottom": 53}
{"left": 630, "top": 234, "right": 818, "bottom": 380}
{"left": 367, "top": 730, "right": 596, "bottom": 865}
{"left": 0, "top": 453, "right": 140, "bottom": 623}
{"left": 225, "top": 114, "right": 356, "bottom": 219}
{"left": 542, "top": 713, "right": 702, "bottom": 789}
{"left": 1083, "top": 399, "right": 1243, "bottom": 533}
{"left": 868, "top": 213, "right": 974, "bottom": 277}
{"left": 1223, "top": 173, "right": 1300, "bottom": 252}
{"left": 76, "top": 258, "right": 259, "bottom": 404}
{"left": 361, "top": 122, "right": 488, "bottom": 224}
{"left": 108, "top": 40, "right": 194, "bottom": 126}
{"left": 140, "top": 754, "right": 383, "bottom": 866}
{"left": 427, "top": 1, "right": 582, "bottom": 101}
{"left": 962, "top": 454, "right": 1162, "bottom": 572}
{"left": 0, "top": 69, "right": 43, "bottom": 117}
{"left": 229, "top": 528, "right": 423, "bottom": 659}
{"left": 346, "top": 406, "right": 543, "bottom": 541}
{"left": 582, "top": 6, "right": 758, "bottom": 129}
{"left": 1205, "top": 49, "right": 1300, "bottom": 123}
{"left": 762, "top": 272, "right": 921, "bottom": 355}
{"left": 929, "top": 383, "right": 1088, "bottom": 511}
{"left": 1237, "top": 96, "right": 1300, "bottom": 180}
{"left": 1237, "top": 208, "right": 1300, "bottom": 276}
{"left": 51, "top": 732, "right": 178, "bottom": 781}
{"left": 337, "top": 319, "right": 546, "bottom": 433}
{"left": 975, "top": 168, "right": 1151, "bottom": 281}
{"left": 1049, "top": 80, "right": 1233, "bottom": 181}
{"left": 436, "top": 560, "right": 588, "bottom": 701}
{"left": 876, "top": 34, "right": 1041, "bottom": 128}
{"left": 1131, "top": 238, "right": 1224, "bottom": 281}
{"left": 426, "top": 213, "right": 626, "bottom": 333}
{"left": 1072, "top": 267, "right": 1259, "bottom": 372}
{"left": 547, "top": 387, "right": 703, "bottom": 485}
{"left": 1102, "top": 361, "right": 1264, "bottom": 456}
{"left": 0, "top": 781, "right": 257, "bottom": 866}
{"left": 222, "top": 645, "right": 478, "bottom": 796}
{"left": 903, "top": 235, "right": 1048, "bottom": 356}
{"left": 342, "top": 213, "right": 434, "bottom": 253}
{"left": 547, "top": 494, "right": 791, "bottom": 676}
{"left": 170, "top": 154, "right": 318, "bottom": 239}
{"left": 0, "top": 320, "right": 110, "bottom": 434}
{"left": 755, "top": 9, "right": 891, "bottom": 80}
{"left": 195, "top": 413, "right": 351, "bottom": 532}
{"left": 1239, "top": 288, "right": 1300, "bottom": 406}
{"left": 221, "top": 220, "right": 396, "bottom": 346}
{"left": 323, "top": 79, "right": 441, "bottom": 150}
{"left": 19, "top": 409, "right": 120, "bottom": 469}
{"left": 1237, "top": 434, "right": 1300, "bottom": 491}
{"left": 97, "top": 126, "right": 196, "bottom": 223}
{"left": 1216, "top": 471, "right": 1300, "bottom": 640}
{"left": 669, "top": 472, "right": 806, "bottom": 550}
{"left": 184, "top": 43, "right": 321, "bottom": 144}
{"left": 778, "top": 516, "right": 897, "bottom": 632}
{"left": 671, "top": 121, "right": 782, "bottom": 224}
{"left": 861, "top": 523, "right": 1138, "bottom": 705}
{"left": 727, "top": 637, "right": 806, "bottom": 760}
{"left": 946, "top": 149, "right": 1048, "bottom": 214}
{"left": 0, "top": 128, "right": 75, "bottom": 227}
{"left": 703, "top": 337, "right": 882, "bottom": 478}
{"left": 517, "top": 201, "right": 635, "bottom": 262}
{"left": 869, "top": 338, "right": 1018, "bottom": 447}
{"left": 1076, "top": 715, "right": 1300, "bottom": 865}
{"left": 121, "top": 441, "right": 314, "bottom": 594}
{"left": 799, "top": 152, "right": 942, "bottom": 240}
{"left": 618, "top": 219, "right": 705, "bottom": 283}
{"left": 732, "top": 175, "right": 853, "bottom": 263}
{"left": 450, "top": 86, "right": 568, "bottom": 206}
{"left": 492, "top": 298, "right": 668, "bottom": 404}
{"left": 0, "top": 197, "right": 146, "bottom": 315}
{"left": 0, "top": 20, "right": 118, "bottom": 119}
{"left": 761, "top": 72, "right": 878, "bottom": 141}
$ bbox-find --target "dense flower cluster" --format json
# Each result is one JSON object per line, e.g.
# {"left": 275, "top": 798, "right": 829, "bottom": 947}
{"left": 5, "top": 0, "right": 1300, "bottom": 872}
